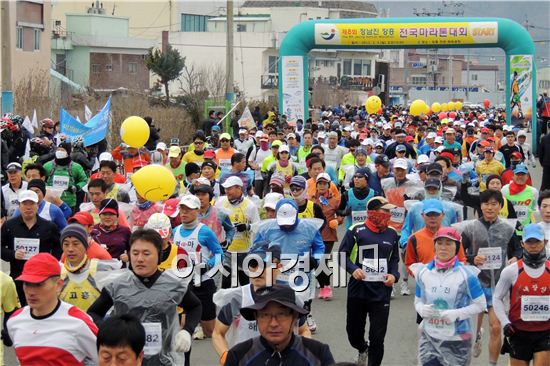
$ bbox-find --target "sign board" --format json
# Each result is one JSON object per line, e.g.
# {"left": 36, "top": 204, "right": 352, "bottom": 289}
{"left": 281, "top": 56, "right": 305, "bottom": 122}
{"left": 509, "top": 55, "right": 533, "bottom": 127}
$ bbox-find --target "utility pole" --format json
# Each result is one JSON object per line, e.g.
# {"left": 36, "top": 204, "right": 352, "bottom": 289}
{"left": 1, "top": 0, "right": 12, "bottom": 91}
{"left": 225, "top": 0, "right": 234, "bottom": 103}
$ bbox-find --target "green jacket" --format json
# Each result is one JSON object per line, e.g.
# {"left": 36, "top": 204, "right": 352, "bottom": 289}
{"left": 44, "top": 160, "right": 88, "bottom": 208}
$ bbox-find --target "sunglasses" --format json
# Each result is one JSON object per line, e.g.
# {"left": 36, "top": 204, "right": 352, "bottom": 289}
{"left": 220, "top": 139, "right": 230, "bottom": 142}
{"left": 290, "top": 186, "right": 303, "bottom": 192}
{"left": 194, "top": 141, "right": 204, "bottom": 145}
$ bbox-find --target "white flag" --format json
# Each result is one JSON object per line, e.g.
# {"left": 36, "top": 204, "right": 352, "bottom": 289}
{"left": 23, "top": 139, "right": 31, "bottom": 160}
{"left": 31, "top": 109, "right": 38, "bottom": 129}
{"left": 76, "top": 115, "right": 81, "bottom": 123}
{"left": 238, "top": 106, "right": 255, "bottom": 130}
{"left": 85, "top": 105, "right": 92, "bottom": 122}
{"left": 91, "top": 157, "right": 100, "bottom": 171}
{"left": 22, "top": 116, "right": 34, "bottom": 134}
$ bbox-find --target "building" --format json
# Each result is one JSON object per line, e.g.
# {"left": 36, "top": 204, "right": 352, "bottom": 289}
{"left": 168, "top": 0, "right": 382, "bottom": 103}
{"left": 461, "top": 63, "right": 499, "bottom": 92}
{"left": 538, "top": 66, "right": 550, "bottom": 94}
{"left": 0, "top": 0, "right": 52, "bottom": 89}
{"left": 50, "top": 2, "right": 155, "bottom": 91}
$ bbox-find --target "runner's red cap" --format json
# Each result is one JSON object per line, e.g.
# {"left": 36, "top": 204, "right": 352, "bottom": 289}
{"left": 16, "top": 253, "right": 61, "bottom": 283}
{"left": 68, "top": 211, "right": 94, "bottom": 226}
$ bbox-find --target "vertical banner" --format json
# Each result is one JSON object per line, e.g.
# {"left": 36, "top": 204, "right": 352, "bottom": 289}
{"left": 281, "top": 56, "right": 305, "bottom": 122}
{"left": 509, "top": 55, "right": 533, "bottom": 127}
{"left": 1, "top": 91, "right": 13, "bottom": 115}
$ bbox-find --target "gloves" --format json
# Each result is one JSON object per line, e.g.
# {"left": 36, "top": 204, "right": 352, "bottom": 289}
{"left": 69, "top": 185, "right": 77, "bottom": 194}
{"left": 1, "top": 328, "right": 13, "bottom": 347}
{"left": 235, "top": 223, "right": 249, "bottom": 232}
{"left": 329, "top": 219, "right": 339, "bottom": 230}
{"left": 503, "top": 323, "right": 516, "bottom": 337}
{"left": 417, "top": 304, "right": 438, "bottom": 319}
{"left": 174, "top": 329, "right": 192, "bottom": 352}
{"left": 220, "top": 240, "right": 228, "bottom": 250}
{"left": 440, "top": 309, "right": 460, "bottom": 323}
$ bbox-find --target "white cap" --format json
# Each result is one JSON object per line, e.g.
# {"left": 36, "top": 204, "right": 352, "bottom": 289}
{"left": 318, "top": 132, "right": 326, "bottom": 139}
{"left": 99, "top": 152, "right": 113, "bottom": 162}
{"left": 518, "top": 130, "right": 527, "bottom": 137}
{"left": 383, "top": 124, "right": 392, "bottom": 130}
{"left": 276, "top": 202, "right": 298, "bottom": 226}
{"left": 195, "top": 177, "right": 210, "bottom": 186}
{"left": 279, "top": 145, "right": 290, "bottom": 153}
{"left": 263, "top": 192, "right": 283, "bottom": 210}
{"left": 426, "top": 132, "right": 437, "bottom": 139}
{"left": 179, "top": 194, "right": 201, "bottom": 209}
{"left": 316, "top": 172, "right": 331, "bottom": 182}
{"left": 221, "top": 176, "right": 243, "bottom": 188}
{"left": 286, "top": 133, "right": 296, "bottom": 139}
{"left": 18, "top": 190, "right": 38, "bottom": 203}
{"left": 144, "top": 213, "right": 172, "bottom": 238}
{"left": 435, "top": 145, "right": 446, "bottom": 153}
{"left": 393, "top": 158, "right": 408, "bottom": 170}
{"left": 255, "top": 131, "right": 263, "bottom": 138}
{"left": 363, "top": 138, "right": 374, "bottom": 146}
{"left": 434, "top": 136, "right": 443, "bottom": 144}
{"left": 239, "top": 128, "right": 248, "bottom": 134}
{"left": 417, "top": 154, "right": 430, "bottom": 165}
{"left": 156, "top": 142, "right": 167, "bottom": 151}
{"left": 344, "top": 126, "right": 353, "bottom": 132}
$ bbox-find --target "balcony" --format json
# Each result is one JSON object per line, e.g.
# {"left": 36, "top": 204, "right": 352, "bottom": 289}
{"left": 261, "top": 74, "right": 278, "bottom": 89}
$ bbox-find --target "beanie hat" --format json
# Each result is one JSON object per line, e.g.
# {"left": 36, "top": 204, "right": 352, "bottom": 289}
{"left": 98, "top": 198, "right": 119, "bottom": 216}
{"left": 201, "top": 160, "right": 218, "bottom": 172}
{"left": 270, "top": 173, "right": 285, "bottom": 187}
{"left": 289, "top": 176, "right": 307, "bottom": 189}
{"left": 58, "top": 141, "right": 72, "bottom": 156}
{"left": 60, "top": 224, "right": 89, "bottom": 248}
{"left": 185, "top": 162, "right": 201, "bottom": 176}
{"left": 27, "top": 179, "right": 46, "bottom": 196}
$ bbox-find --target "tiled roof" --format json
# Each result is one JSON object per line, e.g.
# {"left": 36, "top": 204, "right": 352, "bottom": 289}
{"left": 242, "top": 1, "right": 377, "bottom": 14}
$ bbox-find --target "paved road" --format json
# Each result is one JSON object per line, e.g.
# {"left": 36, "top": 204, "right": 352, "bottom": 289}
{"left": 2, "top": 138, "right": 541, "bottom": 366}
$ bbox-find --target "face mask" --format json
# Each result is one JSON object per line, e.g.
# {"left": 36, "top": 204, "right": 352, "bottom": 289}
{"left": 56, "top": 150, "right": 68, "bottom": 159}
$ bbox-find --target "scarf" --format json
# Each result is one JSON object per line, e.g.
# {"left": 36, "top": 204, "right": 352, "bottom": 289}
{"left": 435, "top": 255, "right": 458, "bottom": 270}
{"left": 365, "top": 210, "right": 391, "bottom": 232}
{"left": 182, "top": 219, "right": 199, "bottom": 230}
{"left": 509, "top": 181, "right": 527, "bottom": 196}
{"left": 523, "top": 249, "right": 547, "bottom": 268}
{"left": 278, "top": 159, "right": 289, "bottom": 168}
{"left": 55, "top": 157, "right": 70, "bottom": 166}
{"left": 64, "top": 254, "right": 88, "bottom": 273}
{"left": 229, "top": 194, "right": 245, "bottom": 206}
{"left": 260, "top": 141, "right": 269, "bottom": 150}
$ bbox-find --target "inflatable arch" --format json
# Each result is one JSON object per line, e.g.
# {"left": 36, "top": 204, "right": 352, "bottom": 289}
{"left": 278, "top": 17, "right": 537, "bottom": 147}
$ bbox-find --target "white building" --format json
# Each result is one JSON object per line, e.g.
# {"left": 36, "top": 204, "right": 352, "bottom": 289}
{"left": 461, "top": 64, "right": 499, "bottom": 92}
{"left": 168, "top": 0, "right": 380, "bottom": 102}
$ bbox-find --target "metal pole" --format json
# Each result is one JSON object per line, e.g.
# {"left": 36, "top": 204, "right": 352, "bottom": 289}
{"left": 225, "top": 0, "right": 234, "bottom": 101}
{"left": 466, "top": 48, "right": 470, "bottom": 100}
{"left": 1, "top": 0, "right": 12, "bottom": 91}
{"left": 403, "top": 50, "right": 409, "bottom": 105}
{"left": 448, "top": 52, "right": 453, "bottom": 100}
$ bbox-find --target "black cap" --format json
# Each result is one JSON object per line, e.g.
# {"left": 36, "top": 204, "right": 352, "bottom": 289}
{"left": 27, "top": 179, "right": 46, "bottom": 196}
{"left": 190, "top": 184, "right": 213, "bottom": 195}
{"left": 185, "top": 162, "right": 201, "bottom": 176}
{"left": 98, "top": 198, "right": 119, "bottom": 216}
{"left": 374, "top": 154, "right": 390, "bottom": 167}
{"left": 426, "top": 163, "right": 443, "bottom": 175}
{"left": 201, "top": 161, "right": 218, "bottom": 172}
{"left": 424, "top": 178, "right": 442, "bottom": 189}
{"left": 240, "top": 285, "right": 308, "bottom": 321}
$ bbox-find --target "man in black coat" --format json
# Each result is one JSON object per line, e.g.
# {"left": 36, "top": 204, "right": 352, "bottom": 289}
{"left": 538, "top": 132, "right": 550, "bottom": 191}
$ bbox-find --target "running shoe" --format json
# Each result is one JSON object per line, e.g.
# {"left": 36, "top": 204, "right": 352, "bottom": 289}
{"left": 318, "top": 287, "right": 328, "bottom": 299}
{"left": 400, "top": 281, "right": 411, "bottom": 296}
{"left": 306, "top": 313, "right": 317, "bottom": 333}
{"left": 473, "top": 328, "right": 483, "bottom": 358}
{"left": 193, "top": 324, "right": 205, "bottom": 340}
{"left": 324, "top": 286, "right": 333, "bottom": 300}
{"left": 391, "top": 286, "right": 396, "bottom": 299}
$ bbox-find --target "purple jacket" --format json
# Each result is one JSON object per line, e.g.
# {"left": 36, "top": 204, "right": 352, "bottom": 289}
{"left": 91, "top": 224, "right": 131, "bottom": 259}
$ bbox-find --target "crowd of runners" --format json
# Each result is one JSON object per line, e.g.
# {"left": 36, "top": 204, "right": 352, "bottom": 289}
{"left": 1, "top": 97, "right": 550, "bottom": 366}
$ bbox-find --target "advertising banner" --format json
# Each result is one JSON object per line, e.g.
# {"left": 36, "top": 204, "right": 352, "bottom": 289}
{"left": 281, "top": 56, "right": 305, "bottom": 122}
{"left": 61, "top": 97, "right": 111, "bottom": 146}
{"left": 509, "top": 55, "right": 533, "bottom": 127}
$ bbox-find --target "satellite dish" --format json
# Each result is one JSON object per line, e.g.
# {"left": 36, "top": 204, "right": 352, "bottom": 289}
{"left": 372, "top": 86, "right": 381, "bottom": 95}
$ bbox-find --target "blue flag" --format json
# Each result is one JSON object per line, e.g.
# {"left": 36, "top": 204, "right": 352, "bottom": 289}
{"left": 60, "top": 97, "right": 111, "bottom": 147}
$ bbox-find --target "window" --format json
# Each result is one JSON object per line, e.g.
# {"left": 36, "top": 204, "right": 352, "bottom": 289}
{"left": 268, "top": 56, "right": 277, "bottom": 74}
{"left": 181, "top": 13, "right": 209, "bottom": 32}
{"left": 353, "top": 60, "right": 362, "bottom": 76}
{"left": 128, "top": 62, "right": 137, "bottom": 74}
{"left": 105, "top": 64, "right": 112, "bottom": 72}
{"left": 362, "top": 61, "right": 371, "bottom": 76}
{"left": 343, "top": 59, "right": 352, "bottom": 75}
{"left": 471, "top": 74, "right": 478, "bottom": 81}
{"left": 33, "top": 29, "right": 40, "bottom": 51}
{"left": 91, "top": 64, "right": 101, "bottom": 73}
{"left": 412, "top": 76, "right": 427, "bottom": 85}
{"left": 315, "top": 60, "right": 322, "bottom": 67}
{"left": 236, "top": 24, "right": 246, "bottom": 32}
{"left": 16, "top": 27, "right": 23, "bottom": 49}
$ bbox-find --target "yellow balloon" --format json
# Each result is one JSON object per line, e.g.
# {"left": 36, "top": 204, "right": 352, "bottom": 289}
{"left": 131, "top": 165, "right": 176, "bottom": 202}
{"left": 455, "top": 101, "right": 463, "bottom": 110}
{"left": 409, "top": 99, "right": 426, "bottom": 116}
{"left": 431, "top": 102, "right": 441, "bottom": 113}
{"left": 120, "top": 116, "right": 150, "bottom": 148}
{"left": 424, "top": 103, "right": 430, "bottom": 114}
{"left": 365, "top": 96, "right": 382, "bottom": 114}
{"left": 447, "top": 102, "right": 456, "bottom": 111}
{"left": 441, "top": 103, "right": 449, "bottom": 112}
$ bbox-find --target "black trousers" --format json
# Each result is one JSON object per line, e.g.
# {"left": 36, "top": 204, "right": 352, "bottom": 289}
{"left": 221, "top": 252, "right": 250, "bottom": 289}
{"left": 316, "top": 241, "right": 334, "bottom": 287}
{"left": 346, "top": 298, "right": 390, "bottom": 366}
{"left": 542, "top": 166, "right": 550, "bottom": 192}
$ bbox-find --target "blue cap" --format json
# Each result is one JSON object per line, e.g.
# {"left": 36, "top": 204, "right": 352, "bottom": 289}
{"left": 422, "top": 199, "right": 443, "bottom": 214}
{"left": 513, "top": 163, "right": 529, "bottom": 175}
{"left": 522, "top": 224, "right": 544, "bottom": 242}
{"left": 212, "top": 125, "right": 221, "bottom": 131}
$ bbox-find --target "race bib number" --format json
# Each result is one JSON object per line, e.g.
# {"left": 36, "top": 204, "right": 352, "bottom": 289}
{"left": 52, "top": 175, "right": 69, "bottom": 190}
{"left": 477, "top": 247, "right": 503, "bottom": 270}
{"left": 424, "top": 315, "right": 455, "bottom": 339}
{"left": 521, "top": 296, "right": 550, "bottom": 321}
{"left": 219, "top": 159, "right": 232, "bottom": 170}
{"left": 515, "top": 205, "right": 529, "bottom": 221}
{"left": 362, "top": 258, "right": 387, "bottom": 282}
{"left": 277, "top": 267, "right": 297, "bottom": 284}
{"left": 14, "top": 238, "right": 40, "bottom": 260}
{"left": 390, "top": 207, "right": 406, "bottom": 224}
{"left": 142, "top": 322, "right": 162, "bottom": 355}
{"left": 351, "top": 211, "right": 367, "bottom": 224}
